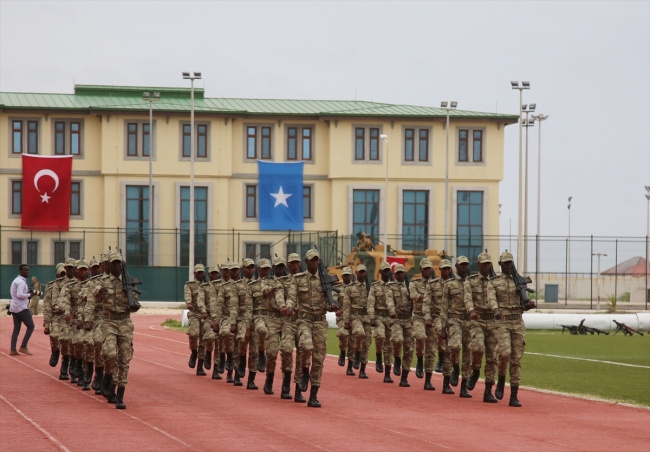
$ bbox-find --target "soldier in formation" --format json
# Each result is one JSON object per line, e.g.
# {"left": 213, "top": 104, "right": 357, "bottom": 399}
{"left": 343, "top": 264, "right": 371, "bottom": 379}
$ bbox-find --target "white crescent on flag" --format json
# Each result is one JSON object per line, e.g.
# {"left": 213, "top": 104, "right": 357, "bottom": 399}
{"left": 34, "top": 169, "right": 60, "bottom": 203}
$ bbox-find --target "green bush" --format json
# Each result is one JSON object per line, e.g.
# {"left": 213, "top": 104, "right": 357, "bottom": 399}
{"left": 619, "top": 292, "right": 630, "bottom": 302}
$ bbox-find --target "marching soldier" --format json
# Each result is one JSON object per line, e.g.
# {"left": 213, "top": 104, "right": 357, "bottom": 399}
{"left": 82, "top": 257, "right": 106, "bottom": 394}
{"left": 29, "top": 277, "right": 41, "bottom": 315}
{"left": 368, "top": 262, "right": 395, "bottom": 383}
{"left": 410, "top": 258, "right": 436, "bottom": 389}
{"left": 463, "top": 252, "right": 503, "bottom": 403}
{"left": 343, "top": 265, "right": 371, "bottom": 379}
{"left": 231, "top": 259, "right": 255, "bottom": 387}
{"left": 207, "top": 266, "right": 224, "bottom": 380}
{"left": 335, "top": 268, "right": 354, "bottom": 375}
{"left": 216, "top": 262, "right": 240, "bottom": 383}
{"left": 286, "top": 249, "right": 337, "bottom": 407}
{"left": 199, "top": 267, "right": 217, "bottom": 374}
{"left": 43, "top": 263, "right": 65, "bottom": 369}
{"left": 439, "top": 256, "right": 472, "bottom": 397}
{"left": 423, "top": 259, "right": 453, "bottom": 387}
{"left": 387, "top": 264, "right": 414, "bottom": 388}
{"left": 246, "top": 258, "right": 273, "bottom": 390}
{"left": 260, "top": 256, "right": 287, "bottom": 395}
{"left": 488, "top": 251, "right": 535, "bottom": 407}
{"left": 53, "top": 258, "right": 77, "bottom": 381}
{"left": 184, "top": 264, "right": 208, "bottom": 375}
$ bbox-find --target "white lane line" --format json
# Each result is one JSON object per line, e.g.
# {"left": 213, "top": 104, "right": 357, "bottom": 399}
{"left": 527, "top": 352, "right": 650, "bottom": 369}
{"left": 146, "top": 345, "right": 188, "bottom": 356}
{"left": 133, "top": 356, "right": 194, "bottom": 374}
{"left": 0, "top": 393, "right": 71, "bottom": 452}
{"left": 0, "top": 351, "right": 194, "bottom": 450}
{"left": 133, "top": 331, "right": 187, "bottom": 345}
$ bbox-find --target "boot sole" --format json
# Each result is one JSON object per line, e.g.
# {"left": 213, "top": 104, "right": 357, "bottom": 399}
{"left": 281, "top": 394, "right": 292, "bottom": 399}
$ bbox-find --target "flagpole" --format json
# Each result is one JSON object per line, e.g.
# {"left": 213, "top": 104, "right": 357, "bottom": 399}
{"left": 380, "top": 134, "right": 389, "bottom": 262}
{"left": 183, "top": 72, "right": 201, "bottom": 279}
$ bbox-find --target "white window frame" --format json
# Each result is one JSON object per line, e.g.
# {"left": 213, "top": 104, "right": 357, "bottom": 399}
{"left": 455, "top": 126, "right": 487, "bottom": 166}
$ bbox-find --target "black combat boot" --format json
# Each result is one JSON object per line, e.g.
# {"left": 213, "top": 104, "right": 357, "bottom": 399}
{"left": 281, "top": 372, "right": 292, "bottom": 400}
{"left": 294, "top": 384, "right": 306, "bottom": 403}
{"left": 299, "top": 368, "right": 310, "bottom": 392}
{"left": 358, "top": 363, "right": 368, "bottom": 379}
{"left": 450, "top": 364, "right": 460, "bottom": 387}
{"left": 495, "top": 375, "right": 506, "bottom": 400}
{"left": 509, "top": 385, "right": 522, "bottom": 407}
{"left": 353, "top": 351, "right": 361, "bottom": 370}
{"left": 237, "top": 356, "right": 247, "bottom": 379}
{"left": 338, "top": 349, "right": 346, "bottom": 367}
{"left": 460, "top": 378, "right": 472, "bottom": 398}
{"left": 375, "top": 352, "right": 383, "bottom": 373}
{"left": 107, "top": 383, "right": 117, "bottom": 404}
{"left": 92, "top": 367, "right": 104, "bottom": 393}
{"left": 225, "top": 352, "right": 233, "bottom": 371}
{"left": 399, "top": 369, "right": 410, "bottom": 387}
{"left": 226, "top": 369, "right": 234, "bottom": 383}
{"left": 49, "top": 349, "right": 60, "bottom": 367}
{"left": 196, "top": 359, "right": 207, "bottom": 376}
{"left": 233, "top": 371, "right": 243, "bottom": 387}
{"left": 115, "top": 386, "right": 126, "bottom": 409}
{"left": 435, "top": 353, "right": 444, "bottom": 373}
{"left": 76, "top": 360, "right": 84, "bottom": 386}
{"left": 442, "top": 376, "right": 455, "bottom": 394}
{"left": 188, "top": 350, "right": 198, "bottom": 368}
{"left": 204, "top": 351, "right": 212, "bottom": 370}
{"left": 212, "top": 363, "right": 222, "bottom": 380}
{"left": 346, "top": 360, "right": 356, "bottom": 376}
{"left": 415, "top": 356, "right": 424, "bottom": 379}
{"left": 484, "top": 382, "right": 498, "bottom": 403}
{"left": 307, "top": 386, "right": 321, "bottom": 408}
{"left": 383, "top": 366, "right": 394, "bottom": 383}
{"left": 467, "top": 368, "right": 480, "bottom": 390}
{"left": 59, "top": 356, "right": 70, "bottom": 380}
{"left": 247, "top": 372, "right": 258, "bottom": 390}
{"left": 101, "top": 372, "right": 112, "bottom": 398}
{"left": 263, "top": 373, "right": 274, "bottom": 394}
{"left": 257, "top": 350, "right": 266, "bottom": 373}
{"left": 393, "top": 356, "right": 402, "bottom": 376}
{"left": 424, "top": 372, "right": 435, "bottom": 391}
{"left": 70, "top": 358, "right": 79, "bottom": 384}
{"left": 217, "top": 353, "right": 226, "bottom": 374}
{"left": 82, "top": 363, "right": 92, "bottom": 390}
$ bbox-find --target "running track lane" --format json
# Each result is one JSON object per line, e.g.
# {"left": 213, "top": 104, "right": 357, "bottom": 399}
{"left": 1, "top": 315, "right": 648, "bottom": 452}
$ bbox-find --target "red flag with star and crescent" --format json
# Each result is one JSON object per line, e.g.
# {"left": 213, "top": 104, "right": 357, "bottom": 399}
{"left": 21, "top": 155, "right": 73, "bottom": 231}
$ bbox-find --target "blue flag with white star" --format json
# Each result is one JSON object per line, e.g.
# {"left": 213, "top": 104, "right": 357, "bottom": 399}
{"left": 258, "top": 161, "right": 304, "bottom": 231}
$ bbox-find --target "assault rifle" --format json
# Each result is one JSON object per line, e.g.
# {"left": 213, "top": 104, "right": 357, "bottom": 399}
{"left": 613, "top": 320, "right": 644, "bottom": 336}
{"left": 485, "top": 249, "right": 498, "bottom": 279}
{"left": 559, "top": 324, "right": 579, "bottom": 335}
{"left": 314, "top": 246, "right": 340, "bottom": 310}
{"left": 509, "top": 262, "right": 535, "bottom": 311}
{"left": 579, "top": 320, "right": 609, "bottom": 336}
{"left": 119, "top": 249, "right": 142, "bottom": 311}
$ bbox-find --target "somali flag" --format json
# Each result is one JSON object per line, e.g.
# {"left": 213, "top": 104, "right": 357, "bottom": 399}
{"left": 258, "top": 161, "right": 304, "bottom": 231}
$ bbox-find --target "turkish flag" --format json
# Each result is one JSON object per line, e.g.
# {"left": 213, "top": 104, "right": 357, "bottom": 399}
{"left": 21, "top": 155, "right": 73, "bottom": 231}
{"left": 386, "top": 256, "right": 406, "bottom": 273}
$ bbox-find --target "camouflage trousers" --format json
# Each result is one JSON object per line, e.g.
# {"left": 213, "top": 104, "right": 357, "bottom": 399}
{"left": 51, "top": 316, "right": 71, "bottom": 356}
{"left": 69, "top": 320, "right": 84, "bottom": 359}
{"left": 297, "top": 318, "right": 328, "bottom": 388}
{"left": 82, "top": 320, "right": 104, "bottom": 366}
{"left": 280, "top": 318, "right": 303, "bottom": 384}
{"left": 432, "top": 315, "right": 446, "bottom": 354}
{"left": 198, "top": 318, "right": 216, "bottom": 361}
{"left": 391, "top": 318, "right": 414, "bottom": 371}
{"left": 444, "top": 318, "right": 471, "bottom": 378}
{"left": 102, "top": 318, "right": 134, "bottom": 387}
{"left": 350, "top": 315, "right": 372, "bottom": 364}
{"left": 372, "top": 315, "right": 393, "bottom": 366}
{"left": 496, "top": 318, "right": 525, "bottom": 386}
{"left": 413, "top": 315, "right": 437, "bottom": 373}
{"left": 335, "top": 315, "right": 349, "bottom": 351}
{"left": 29, "top": 296, "right": 40, "bottom": 315}
{"left": 236, "top": 318, "right": 259, "bottom": 372}
{"left": 264, "top": 314, "right": 283, "bottom": 375}
{"left": 252, "top": 315, "right": 268, "bottom": 367}
{"left": 469, "top": 318, "right": 500, "bottom": 384}
{"left": 187, "top": 312, "right": 203, "bottom": 351}
{"left": 219, "top": 319, "right": 234, "bottom": 353}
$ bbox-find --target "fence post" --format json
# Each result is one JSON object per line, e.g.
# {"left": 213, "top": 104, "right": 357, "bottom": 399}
{"left": 646, "top": 235, "right": 648, "bottom": 310}
{"left": 614, "top": 239, "right": 618, "bottom": 303}
{"left": 590, "top": 235, "right": 593, "bottom": 309}
{"left": 565, "top": 238, "right": 569, "bottom": 306}
{"left": 535, "top": 234, "right": 539, "bottom": 299}
{"left": 83, "top": 229, "right": 86, "bottom": 258}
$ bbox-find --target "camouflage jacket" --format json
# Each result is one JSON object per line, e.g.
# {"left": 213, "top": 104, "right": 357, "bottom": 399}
{"left": 229, "top": 278, "right": 252, "bottom": 325}
{"left": 423, "top": 277, "right": 448, "bottom": 321}
{"left": 51, "top": 277, "right": 73, "bottom": 315}
{"left": 216, "top": 280, "right": 234, "bottom": 323}
{"left": 409, "top": 277, "right": 430, "bottom": 316}
{"left": 343, "top": 280, "right": 367, "bottom": 323}
{"left": 57, "top": 277, "right": 82, "bottom": 318}
{"left": 440, "top": 274, "right": 468, "bottom": 326}
{"left": 88, "top": 273, "right": 138, "bottom": 317}
{"left": 183, "top": 280, "right": 206, "bottom": 315}
{"left": 262, "top": 275, "right": 288, "bottom": 312}
{"left": 248, "top": 277, "right": 273, "bottom": 312}
{"left": 42, "top": 277, "right": 61, "bottom": 325}
{"left": 201, "top": 281, "right": 218, "bottom": 319}
{"left": 79, "top": 275, "right": 104, "bottom": 322}
{"left": 287, "top": 271, "right": 328, "bottom": 316}
{"left": 386, "top": 280, "right": 411, "bottom": 317}
{"left": 488, "top": 273, "right": 522, "bottom": 316}
{"left": 463, "top": 273, "right": 497, "bottom": 314}
{"left": 367, "top": 280, "right": 393, "bottom": 317}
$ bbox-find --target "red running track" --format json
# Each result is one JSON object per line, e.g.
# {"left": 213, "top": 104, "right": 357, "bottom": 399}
{"left": 1, "top": 314, "right": 648, "bottom": 452}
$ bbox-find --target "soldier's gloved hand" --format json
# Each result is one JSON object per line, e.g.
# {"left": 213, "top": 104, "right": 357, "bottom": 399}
{"left": 390, "top": 312, "right": 397, "bottom": 319}
{"left": 281, "top": 307, "right": 288, "bottom": 316}
{"left": 286, "top": 308, "right": 294, "bottom": 317}
{"left": 329, "top": 304, "right": 339, "bottom": 313}
{"left": 83, "top": 321, "right": 92, "bottom": 331}
{"left": 370, "top": 318, "right": 378, "bottom": 327}
{"left": 245, "top": 328, "right": 251, "bottom": 341}
{"left": 187, "top": 305, "right": 195, "bottom": 312}
{"left": 344, "top": 323, "right": 350, "bottom": 330}
{"left": 76, "top": 320, "right": 83, "bottom": 330}
{"left": 425, "top": 319, "right": 433, "bottom": 329}
{"left": 229, "top": 324, "right": 237, "bottom": 334}
{"left": 470, "top": 310, "right": 479, "bottom": 321}
{"left": 65, "top": 314, "right": 71, "bottom": 322}
{"left": 44, "top": 327, "right": 50, "bottom": 335}
{"left": 438, "top": 329, "right": 447, "bottom": 339}
{"left": 494, "top": 308, "right": 503, "bottom": 320}
{"left": 201, "top": 312, "right": 208, "bottom": 320}
{"left": 525, "top": 301, "right": 537, "bottom": 311}
{"left": 335, "top": 310, "right": 342, "bottom": 318}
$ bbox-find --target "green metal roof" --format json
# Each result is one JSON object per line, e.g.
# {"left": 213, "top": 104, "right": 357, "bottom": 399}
{"left": 0, "top": 85, "right": 519, "bottom": 121}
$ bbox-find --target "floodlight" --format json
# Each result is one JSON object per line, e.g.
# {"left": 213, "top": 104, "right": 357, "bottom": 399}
{"left": 511, "top": 81, "right": 519, "bottom": 88}
{"left": 450, "top": 101, "right": 458, "bottom": 108}
{"left": 182, "top": 72, "right": 190, "bottom": 78}
{"left": 153, "top": 92, "right": 160, "bottom": 99}
{"left": 142, "top": 92, "right": 150, "bottom": 100}
{"left": 522, "top": 81, "right": 530, "bottom": 88}
{"left": 194, "top": 72, "right": 202, "bottom": 78}
{"left": 441, "top": 101, "right": 448, "bottom": 108}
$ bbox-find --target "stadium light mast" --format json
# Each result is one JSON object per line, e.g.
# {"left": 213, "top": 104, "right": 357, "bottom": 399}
{"left": 183, "top": 71, "right": 201, "bottom": 279}
{"left": 381, "top": 134, "right": 389, "bottom": 261}
{"left": 142, "top": 91, "right": 160, "bottom": 266}
{"left": 441, "top": 101, "right": 457, "bottom": 255}
{"left": 522, "top": 103, "right": 536, "bottom": 274}
{"left": 511, "top": 81, "right": 530, "bottom": 268}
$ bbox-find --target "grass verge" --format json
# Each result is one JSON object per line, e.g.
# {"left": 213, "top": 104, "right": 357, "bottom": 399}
{"left": 161, "top": 318, "right": 187, "bottom": 333}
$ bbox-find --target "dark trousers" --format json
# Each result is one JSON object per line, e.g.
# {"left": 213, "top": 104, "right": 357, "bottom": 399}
{"left": 11, "top": 309, "right": 34, "bottom": 351}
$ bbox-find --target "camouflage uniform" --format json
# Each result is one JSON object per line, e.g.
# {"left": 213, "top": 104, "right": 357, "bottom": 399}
{"left": 81, "top": 274, "right": 105, "bottom": 368}
{"left": 248, "top": 274, "right": 269, "bottom": 371}
{"left": 343, "top": 279, "right": 371, "bottom": 364}
{"left": 43, "top": 265, "right": 64, "bottom": 354}
{"left": 184, "top": 277, "right": 206, "bottom": 356}
{"left": 232, "top": 275, "right": 253, "bottom": 369}
{"left": 410, "top": 275, "right": 436, "bottom": 373}
{"left": 52, "top": 272, "right": 75, "bottom": 359}
{"left": 279, "top": 255, "right": 304, "bottom": 386}
{"left": 386, "top": 275, "right": 414, "bottom": 373}
{"left": 262, "top": 272, "right": 284, "bottom": 376}
{"left": 424, "top": 264, "right": 451, "bottom": 372}
{"left": 440, "top": 273, "right": 471, "bottom": 379}
{"left": 29, "top": 280, "right": 41, "bottom": 315}
{"left": 334, "top": 281, "right": 350, "bottom": 353}
{"left": 199, "top": 278, "right": 217, "bottom": 363}
{"left": 216, "top": 267, "right": 237, "bottom": 358}
{"left": 367, "top": 279, "right": 394, "bottom": 368}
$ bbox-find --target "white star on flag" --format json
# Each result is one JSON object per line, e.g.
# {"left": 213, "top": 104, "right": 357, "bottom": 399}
{"left": 270, "top": 186, "right": 292, "bottom": 208}
{"left": 40, "top": 192, "right": 51, "bottom": 203}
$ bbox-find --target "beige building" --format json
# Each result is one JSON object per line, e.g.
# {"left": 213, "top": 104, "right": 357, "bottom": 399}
{"left": 1, "top": 84, "right": 517, "bottom": 268}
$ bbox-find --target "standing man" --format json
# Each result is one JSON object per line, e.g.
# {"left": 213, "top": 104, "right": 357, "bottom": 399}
{"left": 29, "top": 276, "right": 41, "bottom": 315}
{"left": 86, "top": 251, "right": 139, "bottom": 409}
{"left": 216, "top": 262, "right": 239, "bottom": 383}
{"left": 439, "top": 256, "right": 472, "bottom": 397}
{"left": 488, "top": 251, "right": 535, "bottom": 407}
{"left": 52, "top": 258, "right": 77, "bottom": 380}
{"left": 260, "top": 256, "right": 286, "bottom": 395}
{"left": 410, "top": 258, "right": 436, "bottom": 388}
{"left": 343, "top": 265, "right": 371, "bottom": 379}
{"left": 184, "top": 264, "right": 207, "bottom": 376}
{"left": 464, "top": 252, "right": 503, "bottom": 403}
{"left": 423, "top": 259, "right": 453, "bottom": 388}
{"left": 9, "top": 264, "right": 36, "bottom": 355}
{"left": 278, "top": 254, "right": 304, "bottom": 401}
{"left": 43, "top": 264, "right": 65, "bottom": 368}
{"left": 367, "top": 262, "right": 394, "bottom": 383}
{"left": 336, "top": 268, "right": 353, "bottom": 374}
{"left": 247, "top": 258, "right": 273, "bottom": 390}
{"left": 387, "top": 264, "right": 414, "bottom": 388}
{"left": 286, "top": 249, "right": 337, "bottom": 408}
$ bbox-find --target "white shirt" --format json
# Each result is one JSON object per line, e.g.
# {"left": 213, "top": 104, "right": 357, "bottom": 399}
{"left": 10, "top": 275, "right": 30, "bottom": 313}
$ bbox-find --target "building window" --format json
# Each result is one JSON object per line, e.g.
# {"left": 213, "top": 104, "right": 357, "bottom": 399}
{"left": 404, "top": 128, "right": 430, "bottom": 163}
{"left": 245, "top": 243, "right": 272, "bottom": 261}
{"left": 181, "top": 123, "right": 209, "bottom": 159}
{"left": 353, "top": 189, "right": 380, "bottom": 241}
{"left": 459, "top": 130, "right": 469, "bottom": 162}
{"left": 354, "top": 126, "right": 382, "bottom": 162}
{"left": 180, "top": 186, "right": 208, "bottom": 266}
{"left": 127, "top": 123, "right": 138, "bottom": 156}
{"left": 26, "top": 241, "right": 38, "bottom": 264}
{"left": 126, "top": 121, "right": 156, "bottom": 158}
{"left": 54, "top": 241, "right": 66, "bottom": 264}
{"left": 70, "top": 122, "right": 81, "bottom": 155}
{"left": 473, "top": 130, "right": 483, "bottom": 162}
{"left": 405, "top": 129, "right": 414, "bottom": 161}
{"left": 69, "top": 241, "right": 81, "bottom": 260}
{"left": 183, "top": 125, "right": 191, "bottom": 157}
{"left": 12, "top": 181, "right": 22, "bottom": 215}
{"left": 355, "top": 128, "right": 365, "bottom": 160}
{"left": 126, "top": 186, "right": 152, "bottom": 266}
{"left": 28, "top": 121, "right": 39, "bottom": 154}
{"left": 55, "top": 122, "right": 65, "bottom": 155}
{"left": 245, "top": 184, "right": 257, "bottom": 219}
{"left": 246, "top": 125, "right": 273, "bottom": 160}
{"left": 402, "top": 190, "right": 429, "bottom": 250}
{"left": 70, "top": 182, "right": 81, "bottom": 216}
{"left": 197, "top": 125, "right": 207, "bottom": 158}
{"left": 286, "top": 126, "right": 314, "bottom": 161}
{"left": 52, "top": 240, "right": 82, "bottom": 264}
{"left": 303, "top": 185, "right": 312, "bottom": 220}
{"left": 52, "top": 120, "right": 83, "bottom": 156}
{"left": 457, "top": 191, "right": 483, "bottom": 271}
{"left": 12, "top": 121, "right": 23, "bottom": 154}
{"left": 11, "top": 241, "right": 22, "bottom": 264}
{"left": 10, "top": 119, "right": 40, "bottom": 155}
{"left": 369, "top": 128, "right": 379, "bottom": 160}
{"left": 143, "top": 123, "right": 151, "bottom": 157}
{"left": 458, "top": 129, "right": 484, "bottom": 163}
{"left": 287, "top": 242, "right": 311, "bottom": 259}
{"left": 419, "top": 129, "right": 429, "bottom": 161}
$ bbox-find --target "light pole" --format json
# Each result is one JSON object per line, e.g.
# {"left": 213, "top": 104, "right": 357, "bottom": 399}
{"left": 522, "top": 104, "right": 536, "bottom": 274}
{"left": 532, "top": 113, "right": 549, "bottom": 278}
{"left": 183, "top": 71, "right": 201, "bottom": 279}
{"left": 592, "top": 252, "right": 607, "bottom": 310}
{"left": 645, "top": 186, "right": 650, "bottom": 305}
{"left": 441, "top": 101, "right": 458, "bottom": 255}
{"left": 142, "top": 91, "right": 160, "bottom": 267}
{"left": 567, "top": 196, "right": 572, "bottom": 300}
{"left": 380, "top": 134, "right": 389, "bottom": 261}
{"left": 511, "top": 81, "right": 530, "bottom": 268}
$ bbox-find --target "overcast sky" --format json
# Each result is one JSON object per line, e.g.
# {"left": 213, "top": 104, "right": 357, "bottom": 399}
{"left": 2, "top": 1, "right": 649, "bottom": 257}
